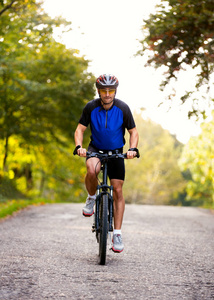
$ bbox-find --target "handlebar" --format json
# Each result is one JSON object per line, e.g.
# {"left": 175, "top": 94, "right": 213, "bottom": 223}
{"left": 86, "top": 151, "right": 127, "bottom": 159}
{"left": 73, "top": 145, "right": 140, "bottom": 158}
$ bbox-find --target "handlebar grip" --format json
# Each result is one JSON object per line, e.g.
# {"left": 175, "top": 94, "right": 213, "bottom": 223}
{"left": 73, "top": 145, "right": 81, "bottom": 155}
{"left": 128, "top": 148, "right": 140, "bottom": 158}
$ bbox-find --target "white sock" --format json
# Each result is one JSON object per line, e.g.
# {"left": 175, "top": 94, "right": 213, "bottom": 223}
{"left": 113, "top": 229, "right": 122, "bottom": 235}
{"left": 88, "top": 193, "right": 96, "bottom": 200}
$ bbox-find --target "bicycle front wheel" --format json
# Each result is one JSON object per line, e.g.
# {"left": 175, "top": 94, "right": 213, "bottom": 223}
{"left": 99, "top": 194, "right": 108, "bottom": 265}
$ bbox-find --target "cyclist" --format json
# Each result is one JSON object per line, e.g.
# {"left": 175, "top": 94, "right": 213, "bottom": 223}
{"left": 74, "top": 74, "right": 139, "bottom": 253}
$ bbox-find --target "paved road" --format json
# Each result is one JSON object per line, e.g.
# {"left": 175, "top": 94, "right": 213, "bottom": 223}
{"left": 0, "top": 204, "right": 213, "bottom": 300}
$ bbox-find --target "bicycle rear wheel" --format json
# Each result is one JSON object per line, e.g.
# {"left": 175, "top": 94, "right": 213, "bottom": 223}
{"left": 99, "top": 194, "right": 108, "bottom": 265}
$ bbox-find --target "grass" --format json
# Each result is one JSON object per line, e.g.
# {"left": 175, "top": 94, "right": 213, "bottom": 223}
{"left": 0, "top": 198, "right": 58, "bottom": 219}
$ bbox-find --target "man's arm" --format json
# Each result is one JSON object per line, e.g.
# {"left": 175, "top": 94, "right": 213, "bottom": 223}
{"left": 127, "top": 127, "right": 139, "bottom": 159}
{"left": 74, "top": 123, "right": 87, "bottom": 157}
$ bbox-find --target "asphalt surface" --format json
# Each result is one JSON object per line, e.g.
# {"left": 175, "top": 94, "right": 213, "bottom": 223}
{"left": 0, "top": 204, "right": 213, "bottom": 300}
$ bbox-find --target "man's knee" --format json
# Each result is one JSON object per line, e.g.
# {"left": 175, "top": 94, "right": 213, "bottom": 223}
{"left": 112, "top": 180, "right": 124, "bottom": 197}
{"left": 86, "top": 158, "right": 100, "bottom": 179}
{"left": 114, "top": 185, "right": 123, "bottom": 194}
{"left": 86, "top": 166, "right": 94, "bottom": 176}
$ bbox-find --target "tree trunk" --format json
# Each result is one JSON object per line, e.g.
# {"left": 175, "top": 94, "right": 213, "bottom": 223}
{"left": 25, "top": 163, "right": 33, "bottom": 190}
{"left": 3, "top": 135, "right": 9, "bottom": 172}
{"left": 39, "top": 170, "right": 46, "bottom": 196}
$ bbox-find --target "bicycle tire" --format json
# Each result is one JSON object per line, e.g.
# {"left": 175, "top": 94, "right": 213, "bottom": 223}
{"left": 99, "top": 194, "right": 108, "bottom": 265}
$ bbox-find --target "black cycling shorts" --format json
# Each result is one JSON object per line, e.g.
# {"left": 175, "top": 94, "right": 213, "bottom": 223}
{"left": 87, "top": 144, "right": 125, "bottom": 181}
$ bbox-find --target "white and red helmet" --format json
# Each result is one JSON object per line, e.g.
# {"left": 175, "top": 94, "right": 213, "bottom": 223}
{"left": 96, "top": 74, "right": 119, "bottom": 89}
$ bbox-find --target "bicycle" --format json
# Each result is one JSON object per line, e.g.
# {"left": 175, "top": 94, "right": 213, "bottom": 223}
{"left": 74, "top": 149, "right": 139, "bottom": 265}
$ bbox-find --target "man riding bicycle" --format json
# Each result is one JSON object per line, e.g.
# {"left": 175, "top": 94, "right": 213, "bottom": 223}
{"left": 74, "top": 74, "right": 139, "bottom": 253}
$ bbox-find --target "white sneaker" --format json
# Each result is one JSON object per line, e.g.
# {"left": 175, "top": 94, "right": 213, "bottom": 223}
{"left": 112, "top": 234, "right": 124, "bottom": 253}
{"left": 82, "top": 196, "right": 95, "bottom": 217}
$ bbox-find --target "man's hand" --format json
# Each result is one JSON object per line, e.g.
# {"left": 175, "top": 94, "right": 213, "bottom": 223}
{"left": 77, "top": 147, "right": 87, "bottom": 157}
{"left": 73, "top": 145, "right": 86, "bottom": 157}
{"left": 127, "top": 150, "right": 137, "bottom": 159}
{"left": 127, "top": 147, "right": 140, "bottom": 159}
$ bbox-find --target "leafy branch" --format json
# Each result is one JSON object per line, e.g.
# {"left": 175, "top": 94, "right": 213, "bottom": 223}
{"left": 0, "top": 0, "right": 16, "bottom": 16}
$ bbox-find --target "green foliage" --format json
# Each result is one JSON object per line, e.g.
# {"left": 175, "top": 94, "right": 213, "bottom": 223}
{"left": 0, "top": 136, "right": 87, "bottom": 202}
{"left": 124, "top": 112, "right": 186, "bottom": 205}
{"left": 138, "top": 0, "right": 214, "bottom": 116}
{"left": 179, "top": 111, "right": 214, "bottom": 208}
{"left": 0, "top": 0, "right": 95, "bottom": 202}
{"left": 32, "top": 142, "right": 87, "bottom": 202}
{"left": 0, "top": 176, "right": 26, "bottom": 201}
{"left": 0, "top": 198, "right": 59, "bottom": 219}
{"left": 0, "top": 0, "right": 95, "bottom": 170}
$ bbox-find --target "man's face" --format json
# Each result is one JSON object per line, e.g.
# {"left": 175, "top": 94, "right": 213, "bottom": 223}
{"left": 99, "top": 88, "right": 116, "bottom": 105}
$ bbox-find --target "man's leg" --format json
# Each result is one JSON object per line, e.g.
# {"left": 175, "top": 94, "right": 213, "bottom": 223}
{"left": 82, "top": 157, "right": 100, "bottom": 217}
{"left": 111, "top": 179, "right": 125, "bottom": 252}
{"left": 85, "top": 157, "right": 101, "bottom": 195}
{"left": 111, "top": 179, "right": 125, "bottom": 229}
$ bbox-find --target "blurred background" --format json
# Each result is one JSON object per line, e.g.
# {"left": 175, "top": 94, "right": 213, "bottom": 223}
{"left": 0, "top": 0, "right": 213, "bottom": 216}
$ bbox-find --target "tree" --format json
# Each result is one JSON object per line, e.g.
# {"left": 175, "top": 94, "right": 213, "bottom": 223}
{"left": 179, "top": 111, "right": 214, "bottom": 207}
{"left": 137, "top": 0, "right": 214, "bottom": 117}
{"left": 0, "top": 0, "right": 95, "bottom": 170}
{"left": 124, "top": 112, "right": 185, "bottom": 205}
{"left": 0, "top": 135, "right": 87, "bottom": 201}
